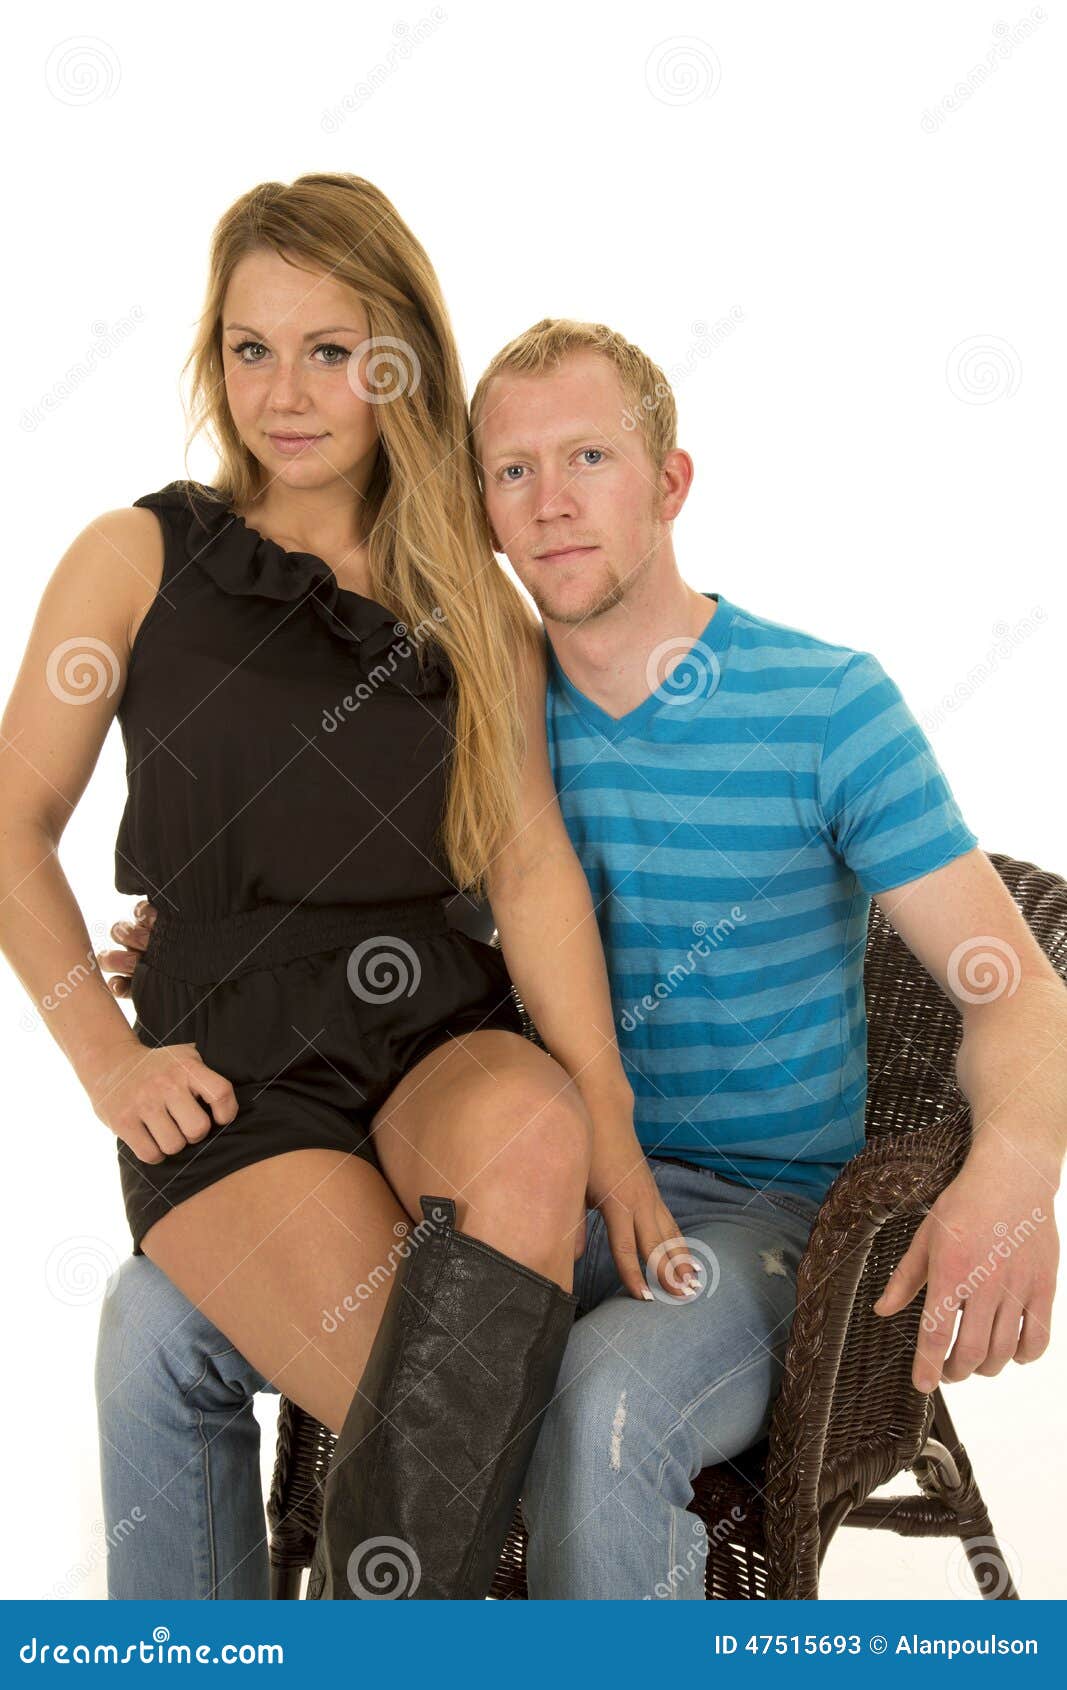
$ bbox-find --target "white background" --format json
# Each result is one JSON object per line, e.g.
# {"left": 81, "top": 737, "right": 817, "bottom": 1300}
{"left": 2, "top": 0, "right": 1062, "bottom": 1600}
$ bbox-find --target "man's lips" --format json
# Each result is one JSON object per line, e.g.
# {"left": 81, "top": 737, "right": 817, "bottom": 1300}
{"left": 536, "top": 545, "right": 599, "bottom": 562}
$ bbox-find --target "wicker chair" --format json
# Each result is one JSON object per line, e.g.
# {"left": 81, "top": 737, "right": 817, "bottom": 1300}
{"left": 266, "top": 852, "right": 1066, "bottom": 1599}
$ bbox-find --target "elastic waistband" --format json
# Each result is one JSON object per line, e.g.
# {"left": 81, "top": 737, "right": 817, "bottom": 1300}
{"left": 143, "top": 896, "right": 453, "bottom": 985}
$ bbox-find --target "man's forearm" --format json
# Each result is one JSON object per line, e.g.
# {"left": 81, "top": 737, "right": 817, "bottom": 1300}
{"left": 956, "top": 977, "right": 1067, "bottom": 1190}
{"left": 0, "top": 821, "right": 141, "bottom": 1087}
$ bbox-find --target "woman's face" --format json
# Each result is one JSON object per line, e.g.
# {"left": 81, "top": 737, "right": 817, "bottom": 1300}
{"left": 220, "top": 248, "right": 381, "bottom": 492}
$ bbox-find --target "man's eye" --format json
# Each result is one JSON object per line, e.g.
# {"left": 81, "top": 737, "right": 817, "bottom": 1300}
{"left": 500, "top": 465, "right": 525, "bottom": 482}
{"left": 578, "top": 449, "right": 604, "bottom": 466}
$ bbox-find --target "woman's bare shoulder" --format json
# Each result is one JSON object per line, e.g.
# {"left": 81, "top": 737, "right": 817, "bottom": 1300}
{"left": 50, "top": 505, "right": 165, "bottom": 656}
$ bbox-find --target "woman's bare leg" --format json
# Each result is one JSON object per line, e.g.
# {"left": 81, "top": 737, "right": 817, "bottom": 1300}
{"left": 368, "top": 1028, "right": 593, "bottom": 1291}
{"left": 141, "top": 1150, "right": 407, "bottom": 1435}
{"left": 140, "top": 1030, "right": 592, "bottom": 1438}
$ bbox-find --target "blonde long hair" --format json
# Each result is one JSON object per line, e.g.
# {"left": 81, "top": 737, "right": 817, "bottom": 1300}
{"left": 180, "top": 172, "right": 540, "bottom": 897}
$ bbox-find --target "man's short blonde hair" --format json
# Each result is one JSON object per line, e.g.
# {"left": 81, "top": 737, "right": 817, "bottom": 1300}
{"left": 469, "top": 317, "right": 678, "bottom": 479}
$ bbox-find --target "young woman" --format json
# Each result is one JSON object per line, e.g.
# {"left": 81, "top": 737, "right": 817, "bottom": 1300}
{"left": 0, "top": 172, "right": 690, "bottom": 1599}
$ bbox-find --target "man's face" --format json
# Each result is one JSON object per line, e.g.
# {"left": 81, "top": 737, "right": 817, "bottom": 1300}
{"left": 477, "top": 351, "right": 668, "bottom": 627}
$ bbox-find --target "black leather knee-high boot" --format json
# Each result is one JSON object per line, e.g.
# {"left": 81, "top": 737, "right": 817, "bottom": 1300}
{"left": 306, "top": 1195, "right": 579, "bottom": 1599}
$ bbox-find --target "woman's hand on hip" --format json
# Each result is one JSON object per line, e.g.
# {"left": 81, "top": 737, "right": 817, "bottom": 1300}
{"left": 83, "top": 1039, "right": 238, "bottom": 1163}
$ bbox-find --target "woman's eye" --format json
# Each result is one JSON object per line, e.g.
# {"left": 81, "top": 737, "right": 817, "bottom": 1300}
{"left": 228, "top": 340, "right": 350, "bottom": 367}
{"left": 500, "top": 465, "right": 525, "bottom": 482}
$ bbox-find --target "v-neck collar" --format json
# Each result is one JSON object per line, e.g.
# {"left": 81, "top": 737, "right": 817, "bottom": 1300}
{"left": 545, "top": 592, "right": 736, "bottom": 742}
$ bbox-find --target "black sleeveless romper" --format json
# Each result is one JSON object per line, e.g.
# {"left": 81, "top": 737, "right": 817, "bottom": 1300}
{"left": 114, "top": 480, "right": 523, "bottom": 1254}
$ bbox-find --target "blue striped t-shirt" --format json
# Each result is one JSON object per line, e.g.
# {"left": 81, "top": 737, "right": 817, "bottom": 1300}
{"left": 544, "top": 592, "right": 978, "bottom": 1204}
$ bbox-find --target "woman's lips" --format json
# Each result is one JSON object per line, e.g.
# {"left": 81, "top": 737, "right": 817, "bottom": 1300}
{"left": 268, "top": 433, "right": 325, "bottom": 455}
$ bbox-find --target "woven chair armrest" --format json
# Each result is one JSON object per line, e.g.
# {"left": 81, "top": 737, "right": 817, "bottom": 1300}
{"left": 759, "top": 1112, "right": 972, "bottom": 1596}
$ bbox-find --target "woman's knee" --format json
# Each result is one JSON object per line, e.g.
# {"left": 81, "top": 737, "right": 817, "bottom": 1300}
{"left": 464, "top": 1065, "right": 593, "bottom": 1218}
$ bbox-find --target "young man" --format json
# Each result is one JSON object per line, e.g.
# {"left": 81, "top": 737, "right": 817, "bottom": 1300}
{"left": 94, "top": 322, "right": 1066, "bottom": 1600}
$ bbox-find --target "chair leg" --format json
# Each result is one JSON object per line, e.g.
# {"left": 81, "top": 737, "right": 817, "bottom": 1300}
{"left": 270, "top": 1562, "right": 304, "bottom": 1600}
{"left": 912, "top": 1390, "right": 1019, "bottom": 1599}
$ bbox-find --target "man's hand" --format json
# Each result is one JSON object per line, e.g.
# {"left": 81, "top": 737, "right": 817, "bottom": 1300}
{"left": 872, "top": 1153, "right": 1058, "bottom": 1392}
{"left": 585, "top": 1119, "right": 701, "bottom": 1302}
{"left": 97, "top": 898, "right": 158, "bottom": 997}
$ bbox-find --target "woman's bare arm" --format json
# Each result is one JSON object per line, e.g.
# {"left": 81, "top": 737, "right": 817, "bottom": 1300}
{"left": 0, "top": 508, "right": 237, "bottom": 1161}
{"left": 485, "top": 636, "right": 697, "bottom": 1301}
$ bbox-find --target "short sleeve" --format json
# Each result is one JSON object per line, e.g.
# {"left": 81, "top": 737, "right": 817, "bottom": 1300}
{"left": 817, "top": 651, "right": 978, "bottom": 894}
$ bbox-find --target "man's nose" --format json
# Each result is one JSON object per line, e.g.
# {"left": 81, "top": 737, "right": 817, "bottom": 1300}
{"left": 536, "top": 472, "right": 580, "bottom": 519}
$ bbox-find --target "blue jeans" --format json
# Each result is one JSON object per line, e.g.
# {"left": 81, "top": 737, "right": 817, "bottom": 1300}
{"left": 95, "top": 1156, "right": 820, "bottom": 1599}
